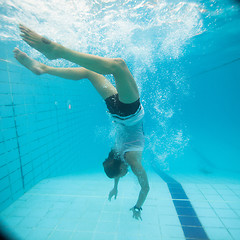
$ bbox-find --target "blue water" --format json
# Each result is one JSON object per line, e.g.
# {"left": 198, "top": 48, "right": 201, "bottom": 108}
{"left": 0, "top": 0, "right": 240, "bottom": 239}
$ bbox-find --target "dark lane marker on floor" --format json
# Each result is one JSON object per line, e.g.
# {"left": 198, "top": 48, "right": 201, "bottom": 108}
{"left": 154, "top": 168, "right": 209, "bottom": 240}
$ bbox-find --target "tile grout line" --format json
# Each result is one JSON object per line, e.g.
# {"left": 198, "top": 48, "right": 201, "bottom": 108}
{"left": 208, "top": 184, "right": 238, "bottom": 240}
{"left": 6, "top": 51, "right": 25, "bottom": 191}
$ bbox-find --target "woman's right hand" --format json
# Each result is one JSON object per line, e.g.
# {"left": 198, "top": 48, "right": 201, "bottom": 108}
{"left": 108, "top": 188, "right": 118, "bottom": 201}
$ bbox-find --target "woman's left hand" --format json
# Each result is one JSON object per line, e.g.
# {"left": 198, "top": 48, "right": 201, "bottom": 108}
{"left": 130, "top": 207, "right": 142, "bottom": 221}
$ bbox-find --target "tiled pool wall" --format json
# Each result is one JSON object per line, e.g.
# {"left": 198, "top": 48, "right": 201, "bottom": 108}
{"left": 0, "top": 43, "right": 109, "bottom": 212}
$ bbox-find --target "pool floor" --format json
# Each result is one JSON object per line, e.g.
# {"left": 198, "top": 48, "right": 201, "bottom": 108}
{"left": 0, "top": 172, "right": 240, "bottom": 240}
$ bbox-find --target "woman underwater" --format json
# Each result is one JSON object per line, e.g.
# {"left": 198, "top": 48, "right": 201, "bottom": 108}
{"left": 14, "top": 24, "right": 150, "bottom": 220}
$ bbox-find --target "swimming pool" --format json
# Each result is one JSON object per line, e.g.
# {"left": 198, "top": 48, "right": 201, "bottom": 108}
{"left": 0, "top": 0, "right": 240, "bottom": 239}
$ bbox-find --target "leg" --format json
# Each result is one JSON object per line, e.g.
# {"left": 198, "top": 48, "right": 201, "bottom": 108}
{"left": 19, "top": 24, "right": 140, "bottom": 103}
{"left": 13, "top": 48, "right": 117, "bottom": 100}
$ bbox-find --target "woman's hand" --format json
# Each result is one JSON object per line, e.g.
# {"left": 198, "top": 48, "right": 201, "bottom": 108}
{"left": 108, "top": 188, "right": 118, "bottom": 201}
{"left": 130, "top": 207, "right": 142, "bottom": 221}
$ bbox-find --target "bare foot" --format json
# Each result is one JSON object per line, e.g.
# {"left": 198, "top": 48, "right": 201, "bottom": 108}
{"left": 13, "top": 48, "right": 47, "bottom": 75}
{"left": 19, "top": 24, "right": 61, "bottom": 60}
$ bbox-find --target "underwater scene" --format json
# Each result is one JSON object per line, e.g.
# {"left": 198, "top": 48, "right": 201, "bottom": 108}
{"left": 0, "top": 0, "right": 240, "bottom": 239}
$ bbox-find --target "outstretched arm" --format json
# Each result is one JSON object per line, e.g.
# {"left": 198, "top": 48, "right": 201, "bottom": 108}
{"left": 125, "top": 151, "right": 150, "bottom": 220}
{"left": 131, "top": 162, "right": 150, "bottom": 208}
{"left": 108, "top": 177, "right": 120, "bottom": 201}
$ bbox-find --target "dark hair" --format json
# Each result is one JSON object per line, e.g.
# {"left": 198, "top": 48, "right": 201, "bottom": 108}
{"left": 103, "top": 149, "right": 122, "bottom": 178}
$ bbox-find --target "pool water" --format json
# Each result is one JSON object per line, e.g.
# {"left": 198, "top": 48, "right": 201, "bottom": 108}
{"left": 0, "top": 0, "right": 240, "bottom": 239}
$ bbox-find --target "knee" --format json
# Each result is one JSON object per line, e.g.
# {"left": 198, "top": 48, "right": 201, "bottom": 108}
{"left": 112, "top": 58, "right": 127, "bottom": 73}
{"left": 82, "top": 68, "right": 93, "bottom": 79}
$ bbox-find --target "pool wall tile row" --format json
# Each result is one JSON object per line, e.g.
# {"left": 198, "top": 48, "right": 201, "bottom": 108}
{"left": 0, "top": 47, "right": 107, "bottom": 212}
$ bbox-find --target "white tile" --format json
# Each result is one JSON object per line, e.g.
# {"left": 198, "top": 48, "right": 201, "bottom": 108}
{"left": 196, "top": 184, "right": 213, "bottom": 189}
{"left": 157, "top": 199, "right": 175, "bottom": 207}
{"left": 117, "top": 232, "right": 143, "bottom": 240}
{"left": 118, "top": 219, "right": 141, "bottom": 232}
{"left": 215, "top": 209, "right": 239, "bottom": 219}
{"left": 9, "top": 200, "right": 28, "bottom": 209}
{"left": 92, "top": 232, "right": 116, "bottom": 240}
{"left": 25, "top": 228, "right": 53, "bottom": 240}
{"left": 140, "top": 209, "right": 159, "bottom": 223}
{"left": 18, "top": 216, "right": 42, "bottom": 229}
{"left": 221, "top": 195, "right": 240, "bottom": 202}
{"left": 234, "top": 209, "right": 240, "bottom": 217}
{"left": 205, "top": 227, "right": 234, "bottom": 240}
{"left": 209, "top": 201, "right": 229, "bottom": 209}
{"left": 95, "top": 221, "right": 119, "bottom": 233}
{"left": 199, "top": 217, "right": 225, "bottom": 228}
{"left": 161, "top": 225, "right": 185, "bottom": 238}
{"left": 62, "top": 210, "right": 85, "bottom": 220}
{"left": 12, "top": 227, "right": 32, "bottom": 240}
{"left": 0, "top": 206, "right": 15, "bottom": 217}
{"left": 18, "top": 194, "right": 33, "bottom": 201}
{"left": 191, "top": 200, "right": 211, "bottom": 208}
{"left": 28, "top": 208, "right": 49, "bottom": 218}
{"left": 48, "top": 230, "right": 73, "bottom": 240}
{"left": 227, "top": 185, "right": 240, "bottom": 190}
{"left": 211, "top": 184, "right": 229, "bottom": 190}
{"left": 9, "top": 207, "right": 32, "bottom": 218}
{"left": 217, "top": 189, "right": 236, "bottom": 195}
{"left": 200, "top": 188, "right": 218, "bottom": 195}
{"left": 139, "top": 222, "right": 160, "bottom": 236}
{"left": 158, "top": 215, "right": 181, "bottom": 226}
{"left": 37, "top": 217, "right": 60, "bottom": 229}
{"left": 232, "top": 190, "right": 240, "bottom": 196}
{"left": 75, "top": 219, "right": 98, "bottom": 232}
{"left": 71, "top": 231, "right": 92, "bottom": 240}
{"left": 28, "top": 199, "right": 53, "bottom": 210}
{"left": 187, "top": 193, "right": 207, "bottom": 201}
{"left": 227, "top": 201, "right": 240, "bottom": 210}
{"left": 194, "top": 208, "right": 218, "bottom": 218}
{"left": 167, "top": 237, "right": 185, "bottom": 240}
{"left": 157, "top": 206, "right": 176, "bottom": 215}
{"left": 228, "top": 228, "right": 240, "bottom": 240}
{"left": 99, "top": 211, "right": 119, "bottom": 222}
{"left": 51, "top": 201, "right": 71, "bottom": 210}
{"left": 2, "top": 216, "right": 24, "bottom": 227}
{"left": 204, "top": 194, "right": 224, "bottom": 201}
{"left": 221, "top": 218, "right": 240, "bottom": 229}
{"left": 56, "top": 218, "right": 79, "bottom": 231}
{"left": 45, "top": 209, "right": 65, "bottom": 218}
{"left": 183, "top": 184, "right": 198, "bottom": 190}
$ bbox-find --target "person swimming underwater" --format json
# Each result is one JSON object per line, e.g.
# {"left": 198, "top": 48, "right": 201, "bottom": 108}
{"left": 14, "top": 24, "right": 150, "bottom": 220}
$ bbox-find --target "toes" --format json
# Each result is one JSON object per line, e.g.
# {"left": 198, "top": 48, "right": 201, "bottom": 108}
{"left": 21, "top": 34, "right": 35, "bottom": 42}
{"left": 19, "top": 24, "right": 29, "bottom": 31}
{"left": 19, "top": 25, "right": 35, "bottom": 36}
{"left": 20, "top": 28, "right": 31, "bottom": 37}
{"left": 13, "top": 48, "right": 21, "bottom": 57}
{"left": 22, "top": 38, "right": 34, "bottom": 46}
{"left": 19, "top": 25, "right": 28, "bottom": 33}
{"left": 13, "top": 47, "right": 19, "bottom": 53}
{"left": 19, "top": 25, "right": 33, "bottom": 36}
{"left": 20, "top": 31, "right": 38, "bottom": 42}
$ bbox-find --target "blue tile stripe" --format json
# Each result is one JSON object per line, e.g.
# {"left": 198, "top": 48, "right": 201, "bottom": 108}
{"left": 154, "top": 168, "right": 209, "bottom": 240}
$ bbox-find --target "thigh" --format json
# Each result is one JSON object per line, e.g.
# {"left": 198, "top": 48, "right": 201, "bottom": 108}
{"left": 124, "top": 151, "right": 143, "bottom": 165}
{"left": 113, "top": 61, "right": 140, "bottom": 104}
{"left": 87, "top": 70, "right": 117, "bottom": 100}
